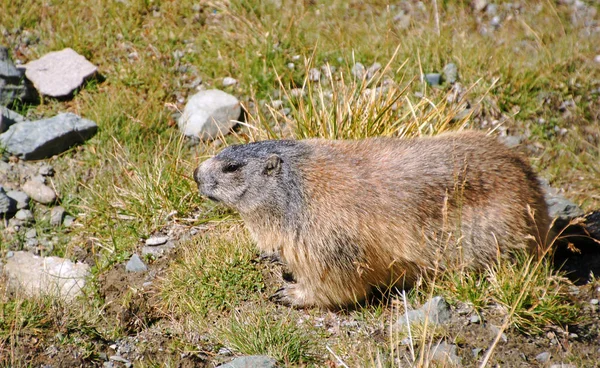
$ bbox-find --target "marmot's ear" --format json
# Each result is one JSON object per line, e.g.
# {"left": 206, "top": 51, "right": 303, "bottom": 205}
{"left": 264, "top": 154, "right": 282, "bottom": 175}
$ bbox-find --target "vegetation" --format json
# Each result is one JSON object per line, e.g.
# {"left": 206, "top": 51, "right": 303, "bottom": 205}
{"left": 1, "top": 0, "right": 599, "bottom": 366}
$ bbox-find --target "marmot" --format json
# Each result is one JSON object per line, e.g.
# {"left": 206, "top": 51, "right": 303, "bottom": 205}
{"left": 194, "top": 131, "right": 550, "bottom": 308}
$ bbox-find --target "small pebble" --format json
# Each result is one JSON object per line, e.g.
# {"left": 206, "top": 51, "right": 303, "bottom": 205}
{"left": 535, "top": 351, "right": 551, "bottom": 363}
{"left": 15, "top": 209, "right": 34, "bottom": 222}
{"left": 22, "top": 180, "right": 57, "bottom": 204}
{"left": 222, "top": 77, "right": 237, "bottom": 87}
{"left": 25, "top": 228, "right": 37, "bottom": 239}
{"left": 591, "top": 299, "right": 599, "bottom": 305}
{"left": 145, "top": 236, "right": 169, "bottom": 246}
{"left": 50, "top": 206, "right": 66, "bottom": 226}
{"left": 126, "top": 254, "right": 147, "bottom": 272}
{"left": 308, "top": 68, "right": 321, "bottom": 82}
{"left": 469, "top": 314, "right": 481, "bottom": 324}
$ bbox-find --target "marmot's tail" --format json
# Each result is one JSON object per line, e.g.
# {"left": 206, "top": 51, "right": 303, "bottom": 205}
{"left": 552, "top": 210, "right": 600, "bottom": 284}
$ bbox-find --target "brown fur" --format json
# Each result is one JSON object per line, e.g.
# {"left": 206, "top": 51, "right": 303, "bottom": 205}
{"left": 194, "top": 131, "right": 550, "bottom": 308}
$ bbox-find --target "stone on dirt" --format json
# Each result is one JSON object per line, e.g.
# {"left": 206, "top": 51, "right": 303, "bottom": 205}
{"left": 0, "top": 112, "right": 98, "bottom": 160}
{"left": 0, "top": 106, "right": 27, "bottom": 133}
{"left": 3, "top": 251, "right": 90, "bottom": 301}
{"left": 6, "top": 189, "right": 30, "bottom": 209}
{"left": 177, "top": 89, "right": 241, "bottom": 140}
{"left": 0, "top": 187, "right": 17, "bottom": 215}
{"left": 22, "top": 179, "right": 57, "bottom": 204}
{"left": 0, "top": 46, "right": 37, "bottom": 106}
{"left": 22, "top": 48, "right": 98, "bottom": 97}
{"left": 397, "top": 296, "right": 452, "bottom": 327}
{"left": 126, "top": 254, "right": 148, "bottom": 273}
{"left": 217, "top": 355, "right": 278, "bottom": 368}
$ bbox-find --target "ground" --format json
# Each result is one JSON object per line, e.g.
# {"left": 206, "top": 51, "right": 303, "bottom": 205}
{"left": 1, "top": 1, "right": 600, "bottom": 367}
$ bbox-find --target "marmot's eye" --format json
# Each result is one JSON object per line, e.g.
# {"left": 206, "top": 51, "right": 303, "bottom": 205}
{"left": 222, "top": 162, "right": 242, "bottom": 173}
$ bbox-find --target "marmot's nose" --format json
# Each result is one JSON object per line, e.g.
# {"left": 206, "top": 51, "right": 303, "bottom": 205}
{"left": 193, "top": 167, "right": 201, "bottom": 185}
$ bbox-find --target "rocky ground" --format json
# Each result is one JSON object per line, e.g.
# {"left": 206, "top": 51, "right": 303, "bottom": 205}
{"left": 1, "top": 0, "right": 600, "bottom": 367}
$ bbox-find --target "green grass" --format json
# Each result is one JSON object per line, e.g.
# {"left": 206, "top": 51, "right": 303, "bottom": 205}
{"left": 218, "top": 308, "right": 316, "bottom": 365}
{"left": 0, "top": 0, "right": 599, "bottom": 366}
{"left": 159, "top": 224, "right": 264, "bottom": 319}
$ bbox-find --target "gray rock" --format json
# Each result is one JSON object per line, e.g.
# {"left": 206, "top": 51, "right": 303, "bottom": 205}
{"left": 591, "top": 298, "right": 599, "bottom": 305}
{"left": 535, "top": 351, "right": 551, "bottom": 363}
{"left": 6, "top": 190, "right": 29, "bottom": 209}
{"left": 430, "top": 342, "right": 461, "bottom": 366}
{"left": 15, "top": 209, "right": 34, "bottom": 222}
{"left": 473, "top": 0, "right": 488, "bottom": 12}
{"left": 145, "top": 236, "right": 169, "bottom": 246}
{"left": 23, "top": 48, "right": 97, "bottom": 97}
{"left": 469, "top": 314, "right": 481, "bottom": 324}
{"left": 177, "top": 89, "right": 241, "bottom": 140}
{"left": 22, "top": 180, "right": 56, "bottom": 204}
{"left": 25, "top": 228, "right": 37, "bottom": 239}
{"left": 0, "top": 107, "right": 27, "bottom": 133}
{"left": 50, "top": 206, "right": 66, "bottom": 226}
{"left": 366, "top": 62, "right": 382, "bottom": 80}
{"left": 424, "top": 73, "right": 442, "bottom": 86}
{"left": 351, "top": 62, "right": 366, "bottom": 79}
{"left": 0, "top": 187, "right": 17, "bottom": 215}
{"left": 3, "top": 251, "right": 90, "bottom": 301}
{"left": 308, "top": 68, "right": 321, "bottom": 82}
{"left": 0, "top": 46, "right": 37, "bottom": 106}
{"left": 499, "top": 135, "right": 523, "bottom": 148}
{"left": 222, "top": 77, "right": 238, "bottom": 87}
{"left": 397, "top": 296, "right": 451, "bottom": 327}
{"left": 63, "top": 215, "right": 75, "bottom": 227}
{"left": 126, "top": 254, "right": 147, "bottom": 273}
{"left": 472, "top": 348, "right": 483, "bottom": 358}
{"left": 38, "top": 163, "right": 55, "bottom": 176}
{"left": 0, "top": 112, "right": 98, "bottom": 160}
{"left": 442, "top": 63, "right": 458, "bottom": 84}
{"left": 550, "top": 364, "right": 577, "bottom": 368}
{"left": 541, "top": 181, "right": 585, "bottom": 220}
{"left": 489, "top": 325, "right": 508, "bottom": 342}
{"left": 217, "top": 355, "right": 278, "bottom": 368}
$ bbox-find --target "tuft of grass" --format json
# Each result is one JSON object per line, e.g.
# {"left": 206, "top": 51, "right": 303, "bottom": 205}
{"left": 218, "top": 307, "right": 315, "bottom": 365}
{"left": 158, "top": 224, "right": 264, "bottom": 319}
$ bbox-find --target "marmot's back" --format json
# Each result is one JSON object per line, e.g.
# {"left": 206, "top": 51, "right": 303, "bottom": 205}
{"left": 195, "top": 131, "right": 550, "bottom": 308}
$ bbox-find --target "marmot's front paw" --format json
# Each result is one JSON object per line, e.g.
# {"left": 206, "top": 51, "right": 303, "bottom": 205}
{"left": 270, "top": 284, "right": 312, "bottom": 308}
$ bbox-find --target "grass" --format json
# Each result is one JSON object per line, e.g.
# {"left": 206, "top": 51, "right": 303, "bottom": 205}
{"left": 0, "top": 0, "right": 599, "bottom": 366}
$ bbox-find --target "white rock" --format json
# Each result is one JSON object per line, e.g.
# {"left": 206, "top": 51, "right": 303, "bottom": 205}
{"left": 3, "top": 251, "right": 90, "bottom": 301}
{"left": 145, "top": 236, "right": 169, "bottom": 246}
{"left": 23, "top": 48, "right": 97, "bottom": 97}
{"left": 222, "top": 77, "right": 238, "bottom": 87}
{"left": 177, "top": 89, "right": 241, "bottom": 140}
{"left": 22, "top": 180, "right": 57, "bottom": 204}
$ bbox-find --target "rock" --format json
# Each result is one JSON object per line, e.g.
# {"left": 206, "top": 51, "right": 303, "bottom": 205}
{"left": 0, "top": 187, "right": 17, "bottom": 215}
{"left": 0, "top": 46, "right": 37, "bottom": 106}
{"left": 6, "top": 190, "right": 30, "bottom": 209}
{"left": 542, "top": 183, "right": 585, "bottom": 220}
{"left": 591, "top": 299, "right": 599, "bottom": 305}
{"left": 222, "top": 77, "right": 238, "bottom": 87}
{"left": 0, "top": 107, "right": 27, "bottom": 133}
{"left": 550, "top": 364, "right": 577, "bottom": 368}
{"left": 472, "top": 348, "right": 483, "bottom": 358}
{"left": 22, "top": 180, "right": 56, "bottom": 204}
{"left": 14, "top": 209, "right": 34, "bottom": 222}
{"left": 595, "top": 55, "right": 600, "bottom": 64}
{"left": 145, "top": 236, "right": 169, "bottom": 246}
{"left": 22, "top": 48, "right": 97, "bottom": 97}
{"left": 3, "top": 251, "right": 90, "bottom": 301}
{"left": 0, "top": 112, "right": 98, "bottom": 160}
{"left": 25, "top": 228, "right": 36, "bottom": 239}
{"left": 308, "top": 68, "right": 321, "bottom": 82}
{"left": 469, "top": 314, "right": 481, "bottom": 324}
{"left": 397, "top": 296, "right": 451, "bottom": 327}
{"left": 217, "top": 355, "right": 278, "bottom": 368}
{"left": 473, "top": 0, "right": 488, "bottom": 12}
{"left": 430, "top": 342, "right": 461, "bottom": 366}
{"left": 50, "top": 206, "right": 66, "bottom": 226}
{"left": 535, "top": 351, "right": 551, "bottom": 363}
{"left": 63, "top": 215, "right": 75, "bottom": 227}
{"left": 489, "top": 325, "right": 508, "bottom": 343}
{"left": 424, "top": 73, "right": 442, "bottom": 86}
{"left": 442, "top": 63, "right": 458, "bottom": 84}
{"left": 366, "top": 62, "right": 382, "bottom": 80}
{"left": 126, "top": 254, "right": 147, "bottom": 272}
{"left": 38, "top": 163, "right": 55, "bottom": 176}
{"left": 351, "top": 62, "right": 366, "bottom": 79}
{"left": 177, "top": 89, "right": 241, "bottom": 140}
{"left": 499, "top": 135, "right": 523, "bottom": 148}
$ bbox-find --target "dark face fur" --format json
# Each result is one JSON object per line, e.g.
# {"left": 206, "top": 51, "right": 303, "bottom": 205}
{"left": 193, "top": 140, "right": 305, "bottom": 215}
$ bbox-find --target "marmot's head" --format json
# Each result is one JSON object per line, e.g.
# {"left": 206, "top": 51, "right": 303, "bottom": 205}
{"left": 194, "top": 140, "right": 306, "bottom": 214}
